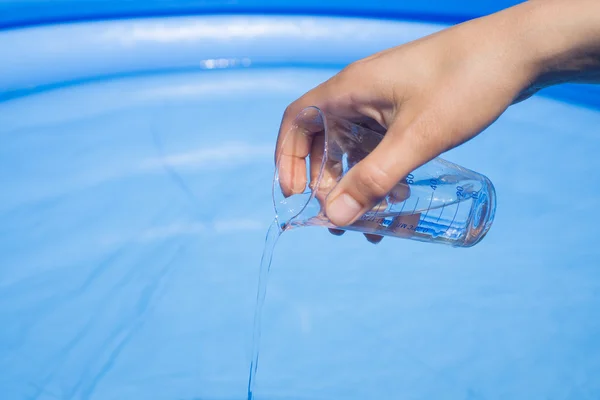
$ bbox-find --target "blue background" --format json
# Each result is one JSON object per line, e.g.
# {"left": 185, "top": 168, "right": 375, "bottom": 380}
{"left": 1, "top": 0, "right": 598, "bottom": 108}
{"left": 0, "top": 0, "right": 523, "bottom": 27}
{"left": 1, "top": 2, "right": 600, "bottom": 400}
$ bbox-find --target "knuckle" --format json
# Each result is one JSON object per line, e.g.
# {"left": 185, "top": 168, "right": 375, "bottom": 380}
{"left": 283, "top": 103, "right": 298, "bottom": 121}
{"left": 338, "top": 59, "right": 369, "bottom": 82}
{"left": 354, "top": 162, "right": 392, "bottom": 200}
{"left": 342, "top": 63, "right": 359, "bottom": 76}
{"left": 340, "top": 61, "right": 360, "bottom": 76}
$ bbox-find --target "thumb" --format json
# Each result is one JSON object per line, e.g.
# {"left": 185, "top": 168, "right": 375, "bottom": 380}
{"left": 324, "top": 117, "right": 437, "bottom": 227}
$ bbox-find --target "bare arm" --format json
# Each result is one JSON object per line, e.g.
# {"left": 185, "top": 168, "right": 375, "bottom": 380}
{"left": 275, "top": 0, "right": 600, "bottom": 231}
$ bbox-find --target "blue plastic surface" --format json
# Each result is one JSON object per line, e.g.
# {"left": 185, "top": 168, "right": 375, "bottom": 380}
{"left": 0, "top": 0, "right": 522, "bottom": 28}
{"left": 1, "top": 5, "right": 600, "bottom": 400}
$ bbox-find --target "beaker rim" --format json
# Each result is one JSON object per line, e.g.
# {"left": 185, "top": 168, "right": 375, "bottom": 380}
{"left": 272, "top": 106, "right": 330, "bottom": 228}
{"left": 272, "top": 106, "right": 390, "bottom": 228}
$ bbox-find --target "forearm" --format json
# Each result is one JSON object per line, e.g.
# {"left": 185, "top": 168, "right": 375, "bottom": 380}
{"left": 522, "top": 0, "right": 600, "bottom": 87}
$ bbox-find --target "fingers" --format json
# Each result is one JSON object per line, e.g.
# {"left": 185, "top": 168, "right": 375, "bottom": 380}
{"left": 389, "top": 213, "right": 422, "bottom": 238}
{"left": 276, "top": 108, "right": 318, "bottom": 198}
{"left": 364, "top": 234, "right": 384, "bottom": 244}
{"left": 276, "top": 113, "right": 313, "bottom": 197}
{"left": 389, "top": 181, "right": 411, "bottom": 204}
{"left": 275, "top": 67, "right": 376, "bottom": 198}
{"left": 277, "top": 131, "right": 309, "bottom": 198}
{"left": 323, "top": 104, "right": 456, "bottom": 227}
{"left": 329, "top": 228, "right": 383, "bottom": 245}
{"left": 309, "top": 134, "right": 343, "bottom": 207}
{"left": 323, "top": 118, "right": 411, "bottom": 227}
{"left": 327, "top": 184, "right": 411, "bottom": 244}
{"left": 275, "top": 83, "right": 334, "bottom": 197}
{"left": 328, "top": 228, "right": 345, "bottom": 236}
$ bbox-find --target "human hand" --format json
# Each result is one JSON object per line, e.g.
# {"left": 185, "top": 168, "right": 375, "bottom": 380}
{"left": 275, "top": 0, "right": 600, "bottom": 242}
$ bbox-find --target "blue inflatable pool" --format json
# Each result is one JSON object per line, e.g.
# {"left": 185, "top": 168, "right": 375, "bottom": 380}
{"left": 1, "top": 1, "right": 599, "bottom": 399}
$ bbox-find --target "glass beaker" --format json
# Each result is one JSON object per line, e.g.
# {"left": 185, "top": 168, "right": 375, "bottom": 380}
{"left": 273, "top": 106, "right": 496, "bottom": 247}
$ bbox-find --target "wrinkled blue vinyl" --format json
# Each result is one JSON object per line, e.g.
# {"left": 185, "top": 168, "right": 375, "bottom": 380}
{"left": 1, "top": 1, "right": 600, "bottom": 400}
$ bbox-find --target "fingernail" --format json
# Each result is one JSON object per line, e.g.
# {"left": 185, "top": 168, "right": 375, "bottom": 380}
{"left": 326, "top": 193, "right": 362, "bottom": 226}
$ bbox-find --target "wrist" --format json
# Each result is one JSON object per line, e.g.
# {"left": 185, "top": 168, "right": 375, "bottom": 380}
{"left": 517, "top": 0, "right": 600, "bottom": 89}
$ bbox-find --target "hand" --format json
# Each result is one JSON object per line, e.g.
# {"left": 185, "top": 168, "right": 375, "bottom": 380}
{"left": 275, "top": 0, "right": 600, "bottom": 242}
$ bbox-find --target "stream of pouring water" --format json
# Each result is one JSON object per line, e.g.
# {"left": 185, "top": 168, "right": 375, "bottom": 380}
{"left": 247, "top": 219, "right": 283, "bottom": 400}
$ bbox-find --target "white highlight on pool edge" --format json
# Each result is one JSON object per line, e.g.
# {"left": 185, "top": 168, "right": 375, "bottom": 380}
{"left": 199, "top": 57, "right": 252, "bottom": 69}
{"left": 100, "top": 17, "right": 428, "bottom": 44}
{"left": 141, "top": 142, "right": 273, "bottom": 169}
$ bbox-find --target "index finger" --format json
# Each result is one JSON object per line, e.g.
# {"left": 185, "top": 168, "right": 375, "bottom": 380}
{"left": 275, "top": 90, "right": 328, "bottom": 197}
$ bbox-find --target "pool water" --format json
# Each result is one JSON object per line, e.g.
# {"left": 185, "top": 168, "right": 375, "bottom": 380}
{"left": 1, "top": 14, "right": 600, "bottom": 400}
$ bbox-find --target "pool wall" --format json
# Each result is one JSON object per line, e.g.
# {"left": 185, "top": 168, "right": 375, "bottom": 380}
{"left": 1, "top": 0, "right": 598, "bottom": 109}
